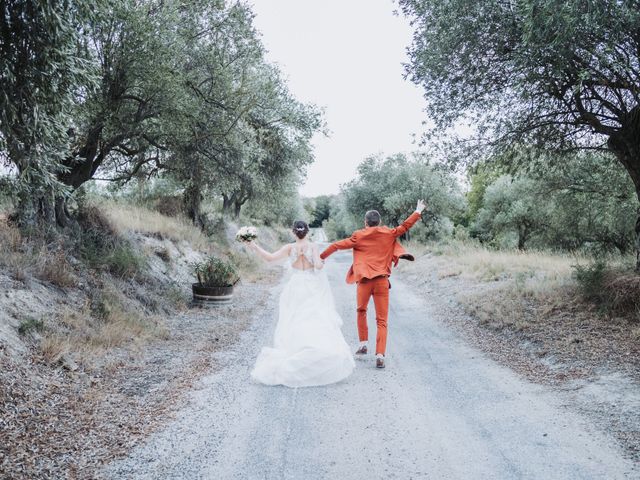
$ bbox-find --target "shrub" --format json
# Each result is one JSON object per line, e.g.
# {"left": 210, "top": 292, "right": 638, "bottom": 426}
{"left": 604, "top": 274, "right": 640, "bottom": 319}
{"left": 18, "top": 317, "right": 44, "bottom": 335}
{"left": 106, "top": 245, "right": 146, "bottom": 279}
{"left": 154, "top": 195, "right": 184, "bottom": 217}
{"left": 155, "top": 247, "right": 171, "bottom": 263}
{"left": 75, "top": 205, "right": 119, "bottom": 268}
{"left": 74, "top": 205, "right": 147, "bottom": 279}
{"left": 193, "top": 256, "right": 239, "bottom": 287}
{"left": 573, "top": 260, "right": 640, "bottom": 319}
{"left": 573, "top": 259, "right": 608, "bottom": 303}
{"left": 36, "top": 247, "right": 77, "bottom": 287}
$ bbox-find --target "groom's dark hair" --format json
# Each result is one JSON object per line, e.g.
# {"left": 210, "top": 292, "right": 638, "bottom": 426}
{"left": 365, "top": 210, "right": 381, "bottom": 227}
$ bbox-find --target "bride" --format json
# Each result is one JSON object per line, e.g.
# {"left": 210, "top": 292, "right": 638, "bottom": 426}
{"left": 245, "top": 220, "right": 355, "bottom": 387}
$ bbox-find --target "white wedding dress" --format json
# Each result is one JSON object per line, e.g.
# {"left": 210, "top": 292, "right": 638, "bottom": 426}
{"left": 251, "top": 244, "right": 355, "bottom": 387}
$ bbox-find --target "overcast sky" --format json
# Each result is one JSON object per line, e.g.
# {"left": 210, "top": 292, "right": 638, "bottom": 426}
{"left": 249, "top": 0, "right": 428, "bottom": 198}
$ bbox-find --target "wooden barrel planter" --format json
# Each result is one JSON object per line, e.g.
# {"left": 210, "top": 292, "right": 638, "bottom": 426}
{"left": 192, "top": 284, "right": 234, "bottom": 306}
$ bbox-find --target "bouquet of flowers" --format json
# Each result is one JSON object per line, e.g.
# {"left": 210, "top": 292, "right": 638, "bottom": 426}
{"left": 236, "top": 226, "right": 258, "bottom": 242}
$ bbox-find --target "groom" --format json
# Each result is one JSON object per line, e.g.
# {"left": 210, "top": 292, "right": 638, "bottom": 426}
{"left": 320, "top": 200, "right": 426, "bottom": 369}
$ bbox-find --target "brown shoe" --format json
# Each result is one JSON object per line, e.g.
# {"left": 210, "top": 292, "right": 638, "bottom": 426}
{"left": 355, "top": 345, "right": 367, "bottom": 355}
{"left": 376, "top": 356, "right": 385, "bottom": 369}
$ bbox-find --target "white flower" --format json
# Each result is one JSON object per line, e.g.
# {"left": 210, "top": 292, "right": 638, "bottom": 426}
{"left": 236, "top": 226, "right": 258, "bottom": 242}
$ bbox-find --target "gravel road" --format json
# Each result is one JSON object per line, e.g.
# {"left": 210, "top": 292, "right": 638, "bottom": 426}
{"left": 103, "top": 249, "right": 638, "bottom": 479}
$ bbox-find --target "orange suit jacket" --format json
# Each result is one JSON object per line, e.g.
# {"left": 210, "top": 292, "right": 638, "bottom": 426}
{"left": 320, "top": 211, "right": 421, "bottom": 284}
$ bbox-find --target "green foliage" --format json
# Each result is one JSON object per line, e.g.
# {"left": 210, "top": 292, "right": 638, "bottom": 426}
{"left": 470, "top": 152, "right": 637, "bottom": 252}
{"left": 399, "top": 0, "right": 640, "bottom": 155}
{"left": 400, "top": 0, "right": 640, "bottom": 269}
{"left": 106, "top": 245, "right": 147, "bottom": 280}
{"left": 168, "top": 3, "right": 323, "bottom": 222}
{"left": 193, "top": 256, "right": 239, "bottom": 287}
{"left": 472, "top": 175, "right": 549, "bottom": 250}
{"left": 308, "top": 196, "right": 332, "bottom": 228}
{"left": 18, "top": 317, "right": 45, "bottom": 336}
{"left": 243, "top": 173, "right": 305, "bottom": 227}
{"left": 1, "top": 0, "right": 322, "bottom": 232}
{"left": 341, "top": 153, "right": 464, "bottom": 239}
{"left": 466, "top": 164, "right": 505, "bottom": 223}
{"left": 322, "top": 195, "right": 359, "bottom": 241}
{"left": 573, "top": 260, "right": 608, "bottom": 304}
{"left": 0, "top": 0, "right": 100, "bottom": 225}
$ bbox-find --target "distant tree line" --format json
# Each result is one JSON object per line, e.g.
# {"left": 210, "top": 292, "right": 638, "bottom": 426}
{"left": 314, "top": 150, "right": 636, "bottom": 256}
{"left": 0, "top": 0, "right": 322, "bottom": 230}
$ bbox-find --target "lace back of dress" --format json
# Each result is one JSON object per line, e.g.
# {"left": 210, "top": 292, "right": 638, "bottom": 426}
{"left": 289, "top": 243, "right": 314, "bottom": 269}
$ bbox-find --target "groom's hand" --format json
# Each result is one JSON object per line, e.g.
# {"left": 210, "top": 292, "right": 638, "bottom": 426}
{"left": 416, "top": 199, "right": 426, "bottom": 213}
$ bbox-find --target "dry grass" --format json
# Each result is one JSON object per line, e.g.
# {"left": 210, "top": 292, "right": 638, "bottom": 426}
{"left": 403, "top": 240, "right": 640, "bottom": 381}
{"left": 0, "top": 220, "right": 30, "bottom": 280}
{"left": 402, "top": 239, "right": 638, "bottom": 332}
{"left": 40, "top": 288, "right": 168, "bottom": 367}
{"left": 459, "top": 276, "right": 572, "bottom": 332}
{"left": 424, "top": 240, "right": 580, "bottom": 282}
{"left": 35, "top": 246, "right": 77, "bottom": 288}
{"left": 1, "top": 221, "right": 76, "bottom": 288}
{"left": 603, "top": 273, "right": 640, "bottom": 319}
{"left": 40, "top": 334, "right": 71, "bottom": 364}
{"left": 101, "top": 201, "right": 211, "bottom": 250}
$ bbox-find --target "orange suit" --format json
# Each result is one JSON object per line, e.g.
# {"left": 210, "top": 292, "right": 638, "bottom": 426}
{"left": 320, "top": 211, "right": 421, "bottom": 355}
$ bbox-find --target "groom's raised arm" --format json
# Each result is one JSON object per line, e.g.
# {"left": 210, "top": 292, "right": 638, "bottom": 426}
{"left": 391, "top": 199, "right": 426, "bottom": 238}
{"left": 320, "top": 234, "right": 358, "bottom": 260}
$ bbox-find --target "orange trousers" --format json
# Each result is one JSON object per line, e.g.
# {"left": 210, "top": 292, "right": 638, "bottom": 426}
{"left": 356, "top": 276, "right": 390, "bottom": 355}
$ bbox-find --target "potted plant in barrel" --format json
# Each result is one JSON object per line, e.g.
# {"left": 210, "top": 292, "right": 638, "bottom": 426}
{"left": 192, "top": 256, "right": 239, "bottom": 305}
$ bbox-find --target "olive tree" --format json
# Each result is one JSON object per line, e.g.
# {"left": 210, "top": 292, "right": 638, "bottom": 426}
{"left": 472, "top": 175, "right": 550, "bottom": 249}
{"left": 470, "top": 153, "right": 637, "bottom": 252}
{"left": 0, "top": 0, "right": 99, "bottom": 228}
{"left": 343, "top": 153, "right": 464, "bottom": 235}
{"left": 400, "top": 0, "right": 640, "bottom": 268}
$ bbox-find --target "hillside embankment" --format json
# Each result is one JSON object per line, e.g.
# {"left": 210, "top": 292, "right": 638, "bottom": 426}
{"left": 0, "top": 202, "right": 284, "bottom": 479}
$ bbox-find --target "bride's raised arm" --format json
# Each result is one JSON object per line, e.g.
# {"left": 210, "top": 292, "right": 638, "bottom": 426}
{"left": 247, "top": 242, "right": 291, "bottom": 262}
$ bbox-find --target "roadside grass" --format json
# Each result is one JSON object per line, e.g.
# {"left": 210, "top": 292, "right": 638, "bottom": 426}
{"left": 0, "top": 220, "right": 31, "bottom": 281}
{"left": 40, "top": 284, "right": 168, "bottom": 366}
{"left": 421, "top": 240, "right": 582, "bottom": 282}
{"left": 403, "top": 239, "right": 638, "bottom": 332}
{"left": 0, "top": 221, "right": 78, "bottom": 287}
{"left": 100, "top": 201, "right": 279, "bottom": 281}
{"left": 101, "top": 200, "right": 211, "bottom": 251}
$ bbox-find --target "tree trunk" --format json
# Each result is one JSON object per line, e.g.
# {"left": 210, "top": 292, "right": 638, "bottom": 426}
{"left": 14, "top": 190, "right": 61, "bottom": 234}
{"left": 58, "top": 124, "right": 103, "bottom": 190}
{"left": 517, "top": 224, "right": 527, "bottom": 250}
{"left": 15, "top": 189, "right": 39, "bottom": 231}
{"left": 234, "top": 201, "right": 242, "bottom": 218}
{"left": 222, "top": 194, "right": 234, "bottom": 213}
{"left": 607, "top": 121, "right": 640, "bottom": 272}
{"left": 183, "top": 183, "right": 203, "bottom": 228}
{"left": 635, "top": 207, "right": 640, "bottom": 272}
{"left": 54, "top": 196, "right": 72, "bottom": 228}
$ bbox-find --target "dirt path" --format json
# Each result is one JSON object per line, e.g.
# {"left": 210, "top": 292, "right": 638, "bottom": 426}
{"left": 102, "top": 250, "right": 638, "bottom": 479}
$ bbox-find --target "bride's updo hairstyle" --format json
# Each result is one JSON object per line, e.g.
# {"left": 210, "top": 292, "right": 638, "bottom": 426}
{"left": 292, "top": 220, "right": 309, "bottom": 239}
